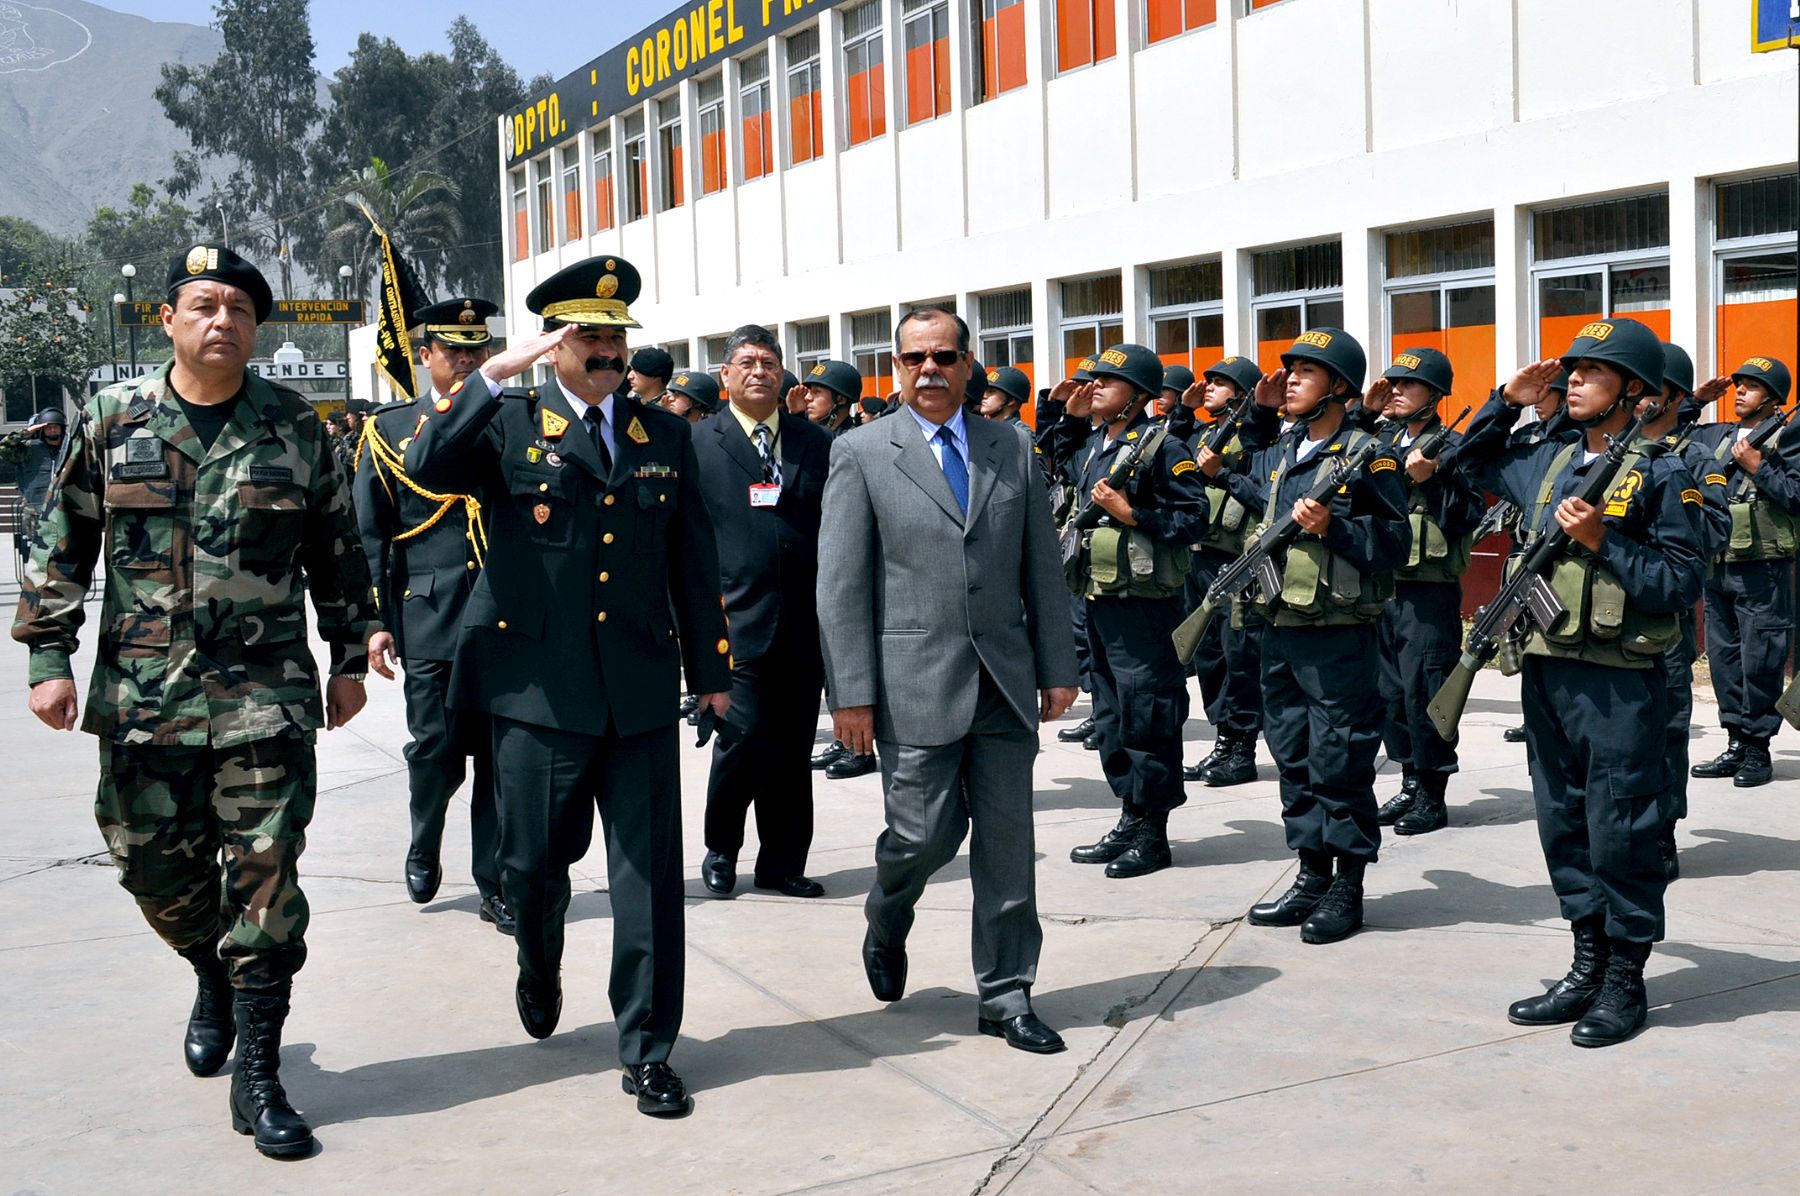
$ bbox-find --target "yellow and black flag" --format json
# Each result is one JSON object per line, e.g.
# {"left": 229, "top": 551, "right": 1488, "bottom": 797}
{"left": 355, "top": 202, "right": 426, "bottom": 400}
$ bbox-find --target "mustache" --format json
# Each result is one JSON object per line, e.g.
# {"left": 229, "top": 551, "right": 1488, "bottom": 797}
{"left": 915, "top": 376, "right": 950, "bottom": 390}
{"left": 584, "top": 355, "right": 626, "bottom": 373}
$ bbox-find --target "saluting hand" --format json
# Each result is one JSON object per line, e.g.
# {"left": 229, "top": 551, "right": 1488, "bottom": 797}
{"left": 27, "top": 678, "right": 78, "bottom": 731}
{"left": 480, "top": 324, "right": 575, "bottom": 384}
{"left": 1694, "top": 376, "right": 1732, "bottom": 412}
{"left": 1365, "top": 377, "right": 1395, "bottom": 416}
{"left": 1503, "top": 360, "right": 1564, "bottom": 407}
{"left": 1254, "top": 368, "right": 1288, "bottom": 410}
{"left": 1064, "top": 381, "right": 1097, "bottom": 421}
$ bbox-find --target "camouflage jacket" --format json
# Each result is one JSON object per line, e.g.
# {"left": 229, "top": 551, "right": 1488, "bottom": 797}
{"left": 11, "top": 363, "right": 378, "bottom": 747}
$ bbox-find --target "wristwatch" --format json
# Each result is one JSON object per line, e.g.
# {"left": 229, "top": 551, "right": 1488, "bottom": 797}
{"left": 341, "top": 672, "right": 368, "bottom": 683}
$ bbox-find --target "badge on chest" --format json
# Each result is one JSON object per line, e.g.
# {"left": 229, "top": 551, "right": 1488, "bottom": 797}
{"left": 113, "top": 436, "right": 168, "bottom": 480}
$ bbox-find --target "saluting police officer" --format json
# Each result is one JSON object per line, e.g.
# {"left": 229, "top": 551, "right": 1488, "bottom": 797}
{"left": 1187, "top": 355, "right": 1276, "bottom": 787}
{"left": 1688, "top": 355, "right": 1798, "bottom": 789}
{"left": 802, "top": 359, "right": 864, "bottom": 437}
{"left": 1062, "top": 344, "right": 1209, "bottom": 878}
{"left": 356, "top": 297, "right": 509, "bottom": 932}
{"left": 1454, "top": 318, "right": 1707, "bottom": 1047}
{"left": 14, "top": 244, "right": 377, "bottom": 1157}
{"left": 661, "top": 369, "right": 723, "bottom": 425}
{"left": 981, "top": 365, "right": 1034, "bottom": 435}
{"left": 404, "top": 255, "right": 731, "bottom": 1117}
{"left": 1367, "top": 348, "right": 1483, "bottom": 836}
{"left": 1222, "top": 330, "right": 1409, "bottom": 945}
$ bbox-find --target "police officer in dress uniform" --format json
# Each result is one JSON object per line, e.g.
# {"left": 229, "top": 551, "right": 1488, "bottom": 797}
{"left": 1187, "top": 355, "right": 1276, "bottom": 786}
{"left": 13, "top": 244, "right": 377, "bottom": 1157}
{"left": 403, "top": 255, "right": 731, "bottom": 1117}
{"left": 1061, "top": 345, "right": 1209, "bottom": 878}
{"left": 1688, "top": 355, "right": 1798, "bottom": 788}
{"left": 355, "top": 296, "right": 510, "bottom": 932}
{"left": 1367, "top": 348, "right": 1483, "bottom": 836}
{"left": 1453, "top": 318, "right": 1706, "bottom": 1047}
{"left": 1224, "top": 330, "right": 1410, "bottom": 945}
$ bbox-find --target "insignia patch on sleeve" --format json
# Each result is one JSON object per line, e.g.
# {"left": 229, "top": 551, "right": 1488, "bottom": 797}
{"left": 1680, "top": 488, "right": 1702, "bottom": 505}
{"left": 1171, "top": 459, "right": 1198, "bottom": 476}
{"left": 1369, "top": 458, "right": 1397, "bottom": 472}
{"left": 1704, "top": 473, "right": 1727, "bottom": 486}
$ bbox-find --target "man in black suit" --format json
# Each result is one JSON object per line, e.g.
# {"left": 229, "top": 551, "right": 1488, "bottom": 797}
{"left": 692, "top": 326, "right": 832, "bottom": 898}
{"left": 357, "top": 297, "right": 510, "bottom": 932}
{"left": 405, "top": 256, "right": 730, "bottom": 1118}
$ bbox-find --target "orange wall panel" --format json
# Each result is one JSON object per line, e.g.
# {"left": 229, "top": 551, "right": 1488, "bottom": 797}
{"left": 1717, "top": 299, "right": 1797, "bottom": 377}
{"left": 593, "top": 178, "right": 615, "bottom": 231}
{"left": 563, "top": 190, "right": 581, "bottom": 242}
{"left": 513, "top": 210, "right": 528, "bottom": 261}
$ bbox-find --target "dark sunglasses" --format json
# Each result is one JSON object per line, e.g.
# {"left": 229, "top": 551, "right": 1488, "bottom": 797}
{"left": 897, "top": 350, "right": 964, "bottom": 369}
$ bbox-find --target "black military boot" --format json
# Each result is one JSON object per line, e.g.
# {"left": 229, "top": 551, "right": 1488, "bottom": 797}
{"left": 175, "top": 942, "right": 235, "bottom": 1077}
{"left": 1376, "top": 770, "right": 1420, "bottom": 826}
{"left": 1057, "top": 716, "right": 1097, "bottom": 743}
{"left": 1070, "top": 809, "right": 1146, "bottom": 864}
{"left": 1300, "top": 857, "right": 1366, "bottom": 944}
{"left": 1507, "top": 917, "right": 1609, "bottom": 1025}
{"left": 1248, "top": 850, "right": 1332, "bottom": 926}
{"left": 1394, "top": 773, "right": 1449, "bottom": 836}
{"left": 1105, "top": 813, "right": 1172, "bottom": 878}
{"left": 1203, "top": 732, "right": 1258, "bottom": 787}
{"left": 1184, "top": 734, "right": 1231, "bottom": 782}
{"left": 1691, "top": 736, "right": 1746, "bottom": 779}
{"left": 1658, "top": 826, "right": 1680, "bottom": 884}
{"left": 229, "top": 989, "right": 314, "bottom": 1158}
{"left": 1570, "top": 939, "right": 1651, "bottom": 1048}
{"left": 1733, "top": 738, "right": 1773, "bottom": 788}
{"left": 1502, "top": 724, "right": 1527, "bottom": 744}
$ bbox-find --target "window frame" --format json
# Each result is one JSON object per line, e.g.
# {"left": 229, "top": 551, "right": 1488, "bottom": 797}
{"left": 1144, "top": 0, "right": 1217, "bottom": 46}
{"left": 697, "top": 74, "right": 728, "bottom": 197}
{"left": 590, "top": 127, "right": 616, "bottom": 232}
{"left": 656, "top": 97, "right": 685, "bottom": 212}
{"left": 738, "top": 51, "right": 774, "bottom": 183}
{"left": 531, "top": 153, "right": 555, "bottom": 255}
{"left": 558, "top": 143, "right": 583, "bottom": 243}
{"left": 1147, "top": 260, "right": 1226, "bottom": 373}
{"left": 842, "top": 1, "right": 888, "bottom": 148}
{"left": 622, "top": 112, "right": 649, "bottom": 223}
{"left": 786, "top": 27, "right": 825, "bottom": 166}
{"left": 1054, "top": 0, "right": 1117, "bottom": 76}
{"left": 901, "top": 0, "right": 953, "bottom": 127}
{"left": 509, "top": 166, "right": 529, "bottom": 263}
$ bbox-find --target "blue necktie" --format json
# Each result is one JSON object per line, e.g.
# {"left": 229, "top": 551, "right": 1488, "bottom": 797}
{"left": 936, "top": 426, "right": 969, "bottom": 514}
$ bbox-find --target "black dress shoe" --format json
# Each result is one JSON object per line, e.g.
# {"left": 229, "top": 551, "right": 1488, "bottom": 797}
{"left": 405, "top": 854, "right": 441, "bottom": 904}
{"left": 753, "top": 873, "right": 825, "bottom": 898}
{"left": 863, "top": 928, "right": 906, "bottom": 1002}
{"left": 701, "top": 851, "right": 736, "bottom": 895}
{"left": 622, "top": 1062, "right": 693, "bottom": 1117}
{"left": 1057, "top": 716, "right": 1096, "bottom": 743}
{"left": 479, "top": 895, "right": 517, "bottom": 935}
{"left": 978, "top": 1011, "right": 1066, "bottom": 1054}
{"left": 810, "top": 740, "right": 850, "bottom": 769}
{"left": 516, "top": 973, "right": 561, "bottom": 1040}
{"left": 1502, "top": 724, "right": 1527, "bottom": 744}
{"left": 825, "top": 752, "right": 878, "bottom": 779}
{"left": 678, "top": 693, "right": 700, "bottom": 718}
{"left": 1082, "top": 732, "right": 1103, "bottom": 750}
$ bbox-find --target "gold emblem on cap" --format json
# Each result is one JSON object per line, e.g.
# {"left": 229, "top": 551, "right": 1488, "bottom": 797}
{"left": 675, "top": 373, "right": 689, "bottom": 386}
{"left": 458, "top": 302, "right": 478, "bottom": 325}
{"left": 1296, "top": 330, "right": 1333, "bottom": 349}
{"left": 810, "top": 364, "right": 826, "bottom": 377}
{"left": 605, "top": 258, "right": 617, "bottom": 271}
{"left": 1576, "top": 321, "right": 1614, "bottom": 341}
{"left": 987, "top": 368, "right": 1000, "bottom": 381}
{"left": 596, "top": 274, "right": 619, "bottom": 300}
{"left": 1747, "top": 357, "right": 1775, "bottom": 371}
{"left": 184, "top": 245, "right": 209, "bottom": 275}
{"left": 1394, "top": 353, "right": 1422, "bottom": 369}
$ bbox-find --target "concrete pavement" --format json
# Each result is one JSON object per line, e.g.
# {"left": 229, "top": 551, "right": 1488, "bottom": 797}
{"left": 2, "top": 624, "right": 1798, "bottom": 1195}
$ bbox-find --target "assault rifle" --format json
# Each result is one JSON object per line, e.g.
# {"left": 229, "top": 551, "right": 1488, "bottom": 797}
{"left": 1404, "top": 406, "right": 1473, "bottom": 464}
{"left": 1200, "top": 394, "right": 1257, "bottom": 457}
{"left": 1715, "top": 406, "right": 1791, "bottom": 496}
{"left": 1426, "top": 413, "right": 1648, "bottom": 739}
{"left": 1171, "top": 434, "right": 1387, "bottom": 664}
{"left": 1059, "top": 414, "right": 1175, "bottom": 575}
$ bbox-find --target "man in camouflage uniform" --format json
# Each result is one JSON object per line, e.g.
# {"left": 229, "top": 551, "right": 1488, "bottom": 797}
{"left": 12, "top": 244, "right": 377, "bottom": 1159}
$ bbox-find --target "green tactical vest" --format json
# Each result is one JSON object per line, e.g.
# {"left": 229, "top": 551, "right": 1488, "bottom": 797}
{"left": 1251, "top": 429, "right": 1394, "bottom": 628}
{"left": 1508, "top": 442, "right": 1679, "bottom": 671}
{"left": 1712, "top": 428, "right": 1799, "bottom": 563}
{"left": 1076, "top": 425, "right": 1192, "bottom": 600}
{"left": 1197, "top": 434, "right": 1252, "bottom": 558}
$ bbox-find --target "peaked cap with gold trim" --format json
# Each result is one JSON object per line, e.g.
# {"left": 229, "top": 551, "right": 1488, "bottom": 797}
{"left": 415, "top": 297, "right": 498, "bottom": 346}
{"left": 525, "top": 255, "right": 642, "bottom": 328}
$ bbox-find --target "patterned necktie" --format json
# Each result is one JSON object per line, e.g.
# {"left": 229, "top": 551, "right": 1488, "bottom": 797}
{"left": 584, "top": 408, "right": 613, "bottom": 474}
{"left": 936, "top": 426, "right": 969, "bottom": 514}
{"left": 754, "top": 423, "right": 780, "bottom": 487}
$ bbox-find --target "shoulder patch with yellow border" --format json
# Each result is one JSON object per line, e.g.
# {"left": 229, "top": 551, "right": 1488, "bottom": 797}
{"left": 1680, "top": 488, "right": 1702, "bottom": 505}
{"left": 1705, "top": 473, "right": 1728, "bottom": 486}
{"left": 1602, "top": 469, "right": 1644, "bottom": 517}
{"left": 1369, "top": 457, "right": 1397, "bottom": 473}
{"left": 541, "top": 408, "right": 569, "bottom": 439}
{"left": 1171, "top": 459, "right": 1197, "bottom": 477}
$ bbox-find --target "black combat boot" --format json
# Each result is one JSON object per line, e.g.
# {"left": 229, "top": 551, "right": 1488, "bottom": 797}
{"left": 1202, "top": 732, "right": 1258, "bottom": 787}
{"left": 1570, "top": 939, "right": 1651, "bottom": 1048}
{"left": 1070, "top": 809, "right": 1146, "bottom": 865}
{"left": 1733, "top": 738, "right": 1773, "bottom": 788}
{"left": 1184, "top": 733, "right": 1231, "bottom": 782}
{"left": 1247, "top": 850, "right": 1333, "bottom": 926}
{"left": 1507, "top": 917, "right": 1608, "bottom": 1025}
{"left": 175, "top": 942, "right": 235, "bottom": 1077}
{"left": 1057, "top": 716, "right": 1097, "bottom": 743}
{"left": 1394, "top": 772, "right": 1449, "bottom": 836}
{"left": 1300, "top": 857, "right": 1366, "bottom": 944}
{"left": 1658, "top": 826, "right": 1680, "bottom": 884}
{"left": 229, "top": 989, "right": 314, "bottom": 1159}
{"left": 1376, "top": 770, "right": 1420, "bottom": 826}
{"left": 1690, "top": 736, "right": 1746, "bottom": 779}
{"left": 1105, "top": 813, "right": 1172, "bottom": 878}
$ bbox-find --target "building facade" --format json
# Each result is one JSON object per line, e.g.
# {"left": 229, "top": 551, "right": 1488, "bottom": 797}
{"left": 496, "top": 0, "right": 1797, "bottom": 419}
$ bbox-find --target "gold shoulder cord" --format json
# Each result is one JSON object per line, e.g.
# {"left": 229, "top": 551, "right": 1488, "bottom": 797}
{"left": 361, "top": 416, "right": 488, "bottom": 567}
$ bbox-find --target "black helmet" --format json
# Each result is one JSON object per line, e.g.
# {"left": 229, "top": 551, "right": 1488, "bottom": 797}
{"left": 1280, "top": 328, "right": 1366, "bottom": 395}
{"left": 1089, "top": 343, "right": 1165, "bottom": 397}
{"left": 32, "top": 407, "right": 67, "bottom": 427}
{"left": 1382, "top": 346, "right": 1454, "bottom": 397}
{"left": 1558, "top": 318, "right": 1664, "bottom": 398}
{"left": 668, "top": 370, "right": 722, "bottom": 414}
{"left": 1661, "top": 343, "right": 1694, "bottom": 397}
{"left": 1548, "top": 368, "right": 1570, "bottom": 394}
{"left": 984, "top": 365, "right": 1031, "bottom": 406}
{"left": 1202, "top": 356, "right": 1263, "bottom": 397}
{"left": 1731, "top": 355, "right": 1793, "bottom": 404}
{"left": 1161, "top": 364, "right": 1195, "bottom": 395}
{"left": 805, "top": 359, "right": 863, "bottom": 404}
{"left": 1072, "top": 356, "right": 1098, "bottom": 383}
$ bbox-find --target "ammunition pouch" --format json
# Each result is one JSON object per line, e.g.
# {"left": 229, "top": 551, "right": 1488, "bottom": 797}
{"left": 1506, "top": 553, "right": 1677, "bottom": 669}
{"left": 1079, "top": 524, "right": 1190, "bottom": 599}
{"left": 1398, "top": 508, "right": 1472, "bottom": 583}
{"left": 1201, "top": 489, "right": 1250, "bottom": 556}
{"left": 1724, "top": 497, "right": 1799, "bottom": 563}
{"left": 1252, "top": 533, "right": 1393, "bottom": 627}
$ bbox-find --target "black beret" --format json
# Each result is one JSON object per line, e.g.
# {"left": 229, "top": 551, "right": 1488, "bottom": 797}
{"left": 629, "top": 347, "right": 675, "bottom": 381}
{"left": 166, "top": 243, "right": 273, "bottom": 324}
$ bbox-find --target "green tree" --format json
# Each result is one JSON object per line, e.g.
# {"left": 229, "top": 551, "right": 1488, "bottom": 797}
{"left": 84, "top": 184, "right": 202, "bottom": 279}
{"left": 0, "top": 217, "right": 74, "bottom": 289}
{"left": 324, "top": 157, "right": 462, "bottom": 303}
{"left": 155, "top": 0, "right": 321, "bottom": 300}
{"left": 0, "top": 280, "right": 100, "bottom": 414}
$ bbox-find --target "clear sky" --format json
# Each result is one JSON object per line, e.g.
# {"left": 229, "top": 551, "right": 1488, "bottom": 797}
{"left": 97, "top": 0, "right": 679, "bottom": 83}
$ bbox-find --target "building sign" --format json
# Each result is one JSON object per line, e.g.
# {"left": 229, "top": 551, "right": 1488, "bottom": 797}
{"left": 114, "top": 299, "right": 366, "bottom": 327}
{"left": 1753, "top": 0, "right": 1800, "bottom": 52}
{"left": 90, "top": 361, "right": 349, "bottom": 383}
{"left": 503, "top": 0, "right": 850, "bottom": 164}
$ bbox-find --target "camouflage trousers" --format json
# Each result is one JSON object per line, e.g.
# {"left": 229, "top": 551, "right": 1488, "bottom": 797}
{"left": 96, "top": 735, "right": 316, "bottom": 990}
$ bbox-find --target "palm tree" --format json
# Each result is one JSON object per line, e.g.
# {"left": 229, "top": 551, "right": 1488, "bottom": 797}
{"left": 324, "top": 157, "right": 462, "bottom": 305}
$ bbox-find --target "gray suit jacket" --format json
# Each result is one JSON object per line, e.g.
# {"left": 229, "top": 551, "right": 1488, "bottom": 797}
{"left": 818, "top": 408, "right": 1079, "bottom": 747}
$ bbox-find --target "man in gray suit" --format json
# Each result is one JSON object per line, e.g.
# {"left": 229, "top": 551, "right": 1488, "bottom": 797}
{"left": 818, "top": 307, "right": 1080, "bottom": 1054}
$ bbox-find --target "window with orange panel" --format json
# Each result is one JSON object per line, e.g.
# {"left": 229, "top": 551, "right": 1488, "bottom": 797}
{"left": 1250, "top": 241, "right": 1342, "bottom": 372}
{"left": 1715, "top": 175, "right": 1797, "bottom": 417}
{"left": 1531, "top": 194, "right": 1670, "bottom": 363}
{"left": 975, "top": 0, "right": 1028, "bottom": 101}
{"left": 509, "top": 168, "right": 528, "bottom": 263}
{"left": 532, "top": 158, "right": 554, "bottom": 255}
{"left": 786, "top": 28, "right": 824, "bottom": 165}
{"left": 977, "top": 287, "right": 1035, "bottom": 421}
{"left": 1383, "top": 220, "right": 1497, "bottom": 412}
{"left": 656, "top": 99, "right": 684, "bottom": 210}
{"left": 1059, "top": 274, "right": 1124, "bottom": 387}
{"left": 1146, "top": 0, "right": 1215, "bottom": 45}
{"left": 559, "top": 144, "right": 582, "bottom": 243}
{"left": 622, "top": 113, "right": 649, "bottom": 223}
{"left": 738, "top": 52, "right": 774, "bottom": 182}
{"left": 697, "top": 75, "right": 727, "bottom": 197}
{"left": 901, "top": 0, "right": 952, "bottom": 125}
{"left": 851, "top": 309, "right": 895, "bottom": 401}
{"left": 842, "top": 2, "right": 887, "bottom": 148}
{"left": 1056, "top": 0, "right": 1116, "bottom": 74}
{"left": 1147, "top": 260, "right": 1225, "bottom": 380}
{"left": 1245, "top": 0, "right": 1287, "bottom": 12}
{"left": 591, "top": 132, "right": 615, "bottom": 232}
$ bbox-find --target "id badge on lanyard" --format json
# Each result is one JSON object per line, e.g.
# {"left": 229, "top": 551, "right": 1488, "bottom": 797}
{"left": 749, "top": 483, "right": 781, "bottom": 508}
